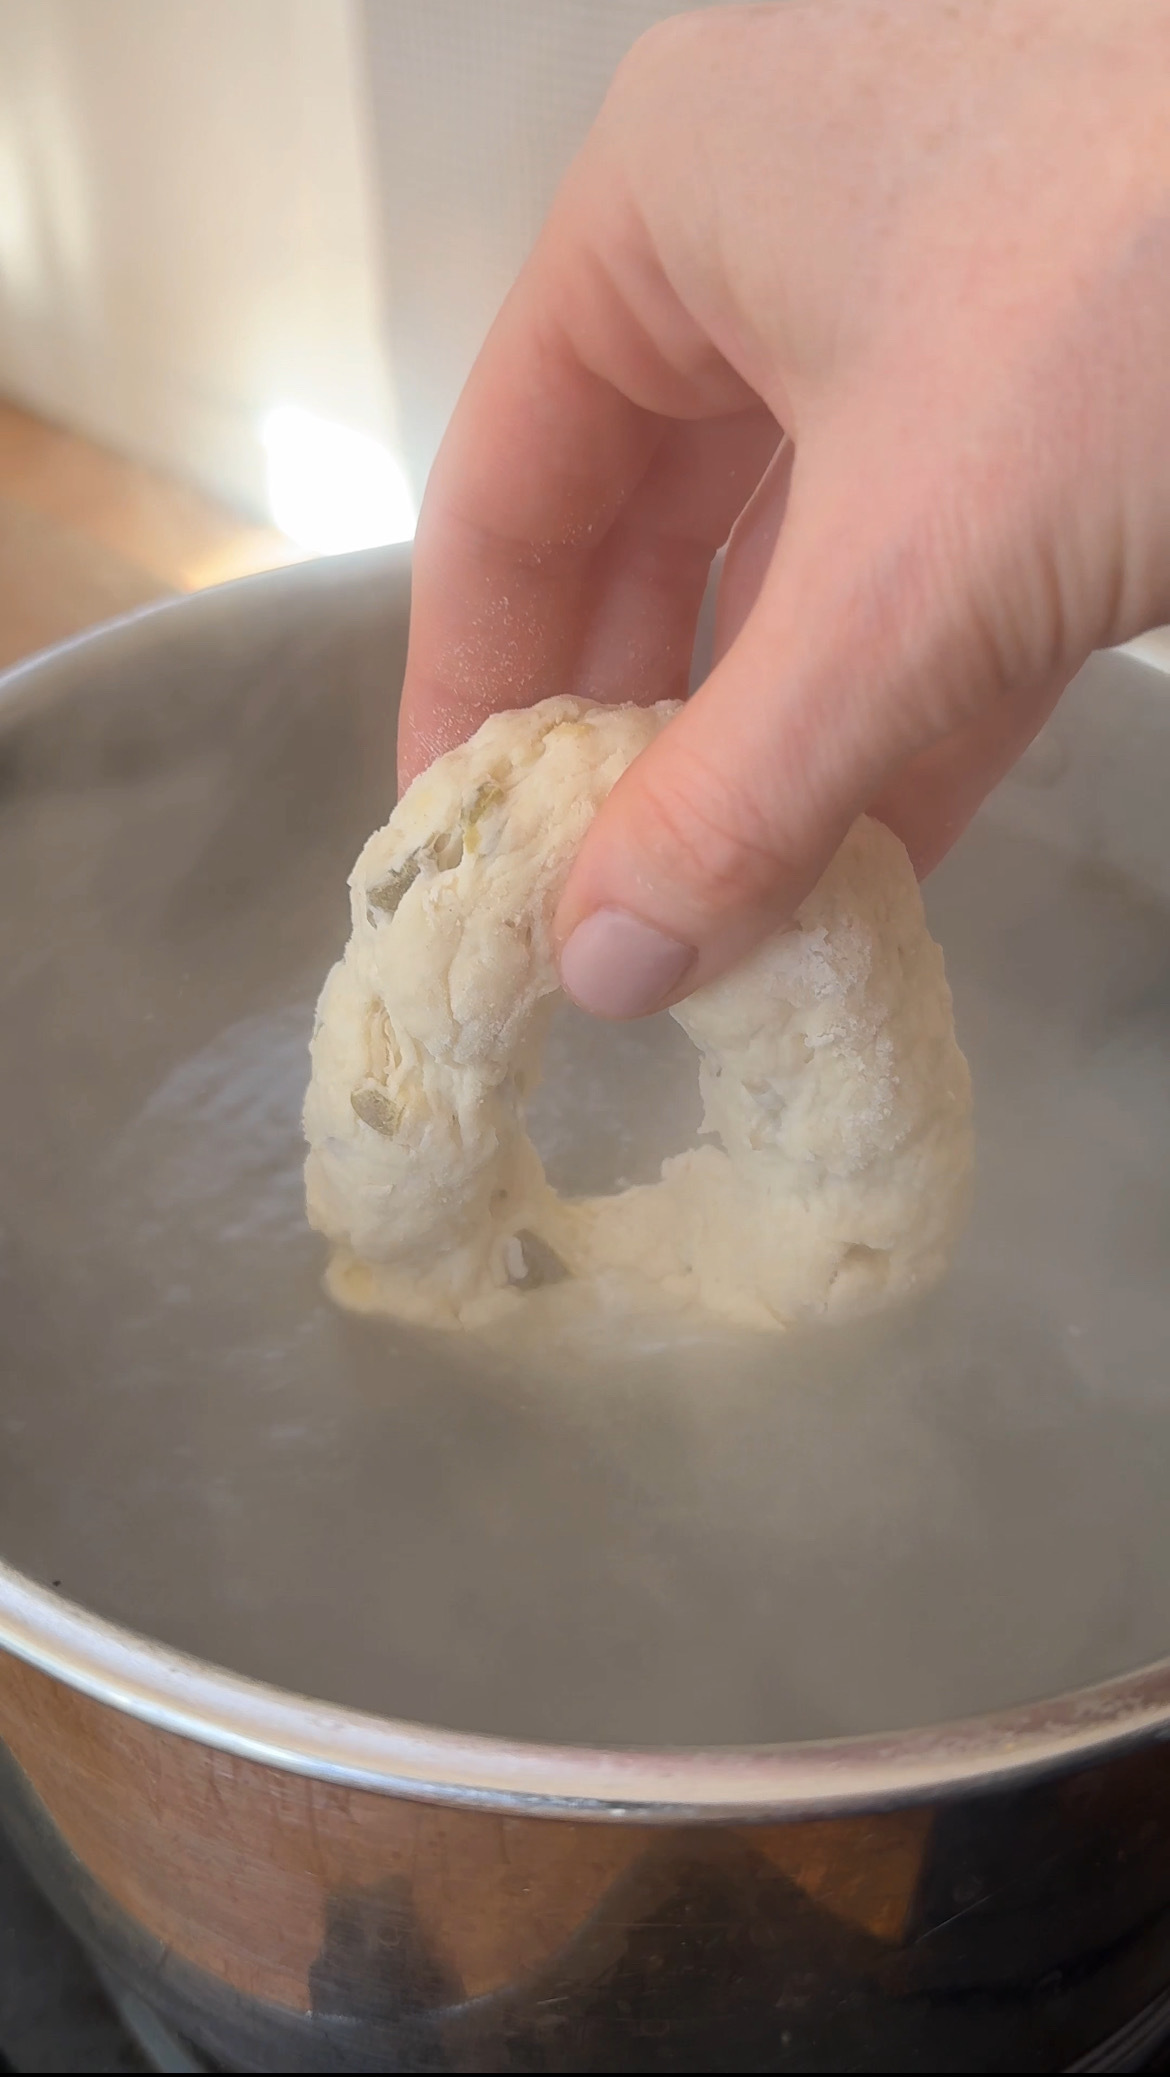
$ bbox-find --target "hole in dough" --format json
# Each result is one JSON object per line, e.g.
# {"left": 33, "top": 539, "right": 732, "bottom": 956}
{"left": 506, "top": 1230, "right": 571, "bottom": 1289}
{"left": 523, "top": 1000, "right": 704, "bottom": 1198}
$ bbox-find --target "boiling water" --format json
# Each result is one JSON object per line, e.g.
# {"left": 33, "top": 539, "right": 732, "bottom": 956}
{"left": 0, "top": 799, "right": 1168, "bottom": 1747}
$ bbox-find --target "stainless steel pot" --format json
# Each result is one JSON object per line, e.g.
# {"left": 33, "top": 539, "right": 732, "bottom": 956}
{"left": 1, "top": 548, "right": 1169, "bottom": 2073}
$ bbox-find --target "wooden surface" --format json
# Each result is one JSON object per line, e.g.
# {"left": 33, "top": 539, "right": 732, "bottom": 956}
{"left": 0, "top": 401, "right": 301, "bottom": 673}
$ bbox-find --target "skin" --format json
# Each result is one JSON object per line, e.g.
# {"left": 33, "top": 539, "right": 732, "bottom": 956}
{"left": 399, "top": 0, "right": 1170, "bottom": 1017}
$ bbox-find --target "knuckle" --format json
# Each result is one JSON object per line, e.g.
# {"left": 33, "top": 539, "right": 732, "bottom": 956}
{"left": 632, "top": 744, "right": 800, "bottom": 916}
{"left": 611, "top": 15, "right": 701, "bottom": 100}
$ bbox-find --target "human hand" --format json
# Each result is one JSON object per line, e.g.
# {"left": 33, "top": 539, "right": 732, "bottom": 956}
{"left": 399, "top": 0, "right": 1170, "bottom": 1017}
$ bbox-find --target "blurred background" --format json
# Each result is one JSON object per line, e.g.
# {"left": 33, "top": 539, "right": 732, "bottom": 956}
{"left": 0, "top": 0, "right": 707, "bottom": 673}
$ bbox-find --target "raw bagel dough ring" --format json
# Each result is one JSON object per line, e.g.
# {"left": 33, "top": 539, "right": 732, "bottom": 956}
{"left": 303, "top": 697, "right": 973, "bottom": 1330}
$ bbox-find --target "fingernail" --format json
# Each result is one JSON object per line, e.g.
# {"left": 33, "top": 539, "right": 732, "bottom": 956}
{"left": 559, "top": 908, "right": 696, "bottom": 1019}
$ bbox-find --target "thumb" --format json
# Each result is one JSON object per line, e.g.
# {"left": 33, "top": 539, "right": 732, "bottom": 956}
{"left": 554, "top": 439, "right": 993, "bottom": 1018}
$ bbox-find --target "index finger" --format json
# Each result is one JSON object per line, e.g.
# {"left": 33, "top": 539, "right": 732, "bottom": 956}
{"left": 396, "top": 176, "right": 758, "bottom": 785}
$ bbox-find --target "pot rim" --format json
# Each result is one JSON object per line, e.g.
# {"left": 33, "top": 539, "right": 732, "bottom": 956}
{"left": 3, "top": 562, "right": 1170, "bottom": 1821}
{"left": 2, "top": 1556, "right": 1170, "bottom": 1819}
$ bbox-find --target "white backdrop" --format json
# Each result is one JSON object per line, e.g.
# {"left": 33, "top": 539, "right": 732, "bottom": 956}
{"left": 0, "top": 0, "right": 396, "bottom": 514}
{"left": 359, "top": 0, "right": 729, "bottom": 500}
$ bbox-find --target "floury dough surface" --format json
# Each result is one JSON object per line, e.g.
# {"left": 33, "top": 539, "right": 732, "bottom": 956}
{"left": 303, "top": 697, "right": 973, "bottom": 1330}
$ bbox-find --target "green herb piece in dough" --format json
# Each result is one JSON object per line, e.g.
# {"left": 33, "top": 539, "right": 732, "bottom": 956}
{"left": 366, "top": 854, "right": 424, "bottom": 918}
{"left": 351, "top": 1086, "right": 399, "bottom": 1136}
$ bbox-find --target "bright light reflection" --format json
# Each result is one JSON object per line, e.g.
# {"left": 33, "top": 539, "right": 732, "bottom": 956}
{"left": 261, "top": 405, "right": 416, "bottom": 554}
